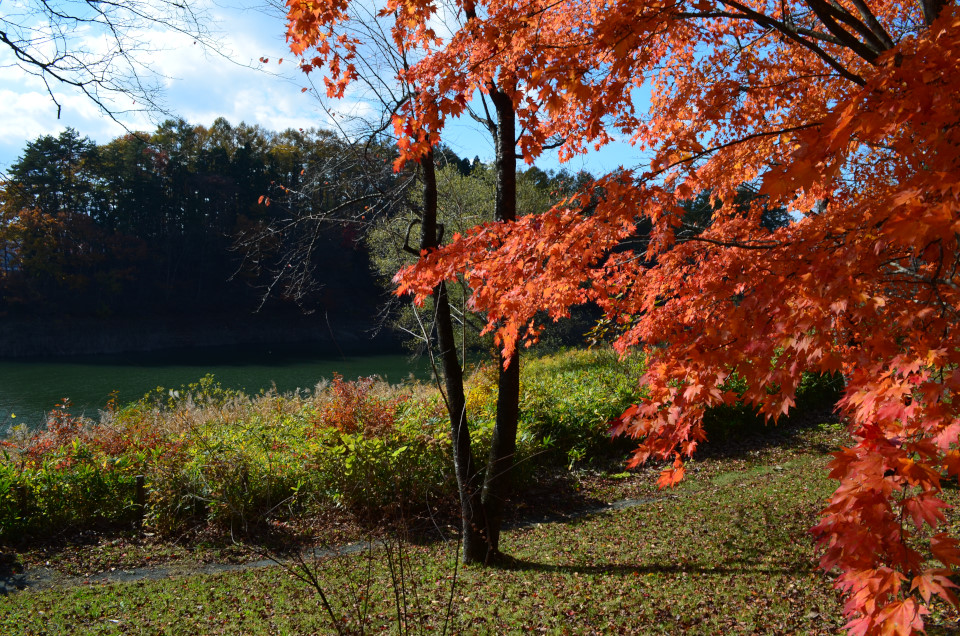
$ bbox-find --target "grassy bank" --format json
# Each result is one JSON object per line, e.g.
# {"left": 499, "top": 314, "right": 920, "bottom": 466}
{"left": 5, "top": 349, "right": 958, "bottom": 633}
{"left": 1, "top": 349, "right": 645, "bottom": 542}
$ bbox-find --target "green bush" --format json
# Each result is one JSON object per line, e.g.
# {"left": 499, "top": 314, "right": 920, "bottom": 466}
{"left": 466, "top": 348, "right": 647, "bottom": 470}
{"left": 520, "top": 348, "right": 647, "bottom": 467}
{"left": 701, "top": 371, "right": 844, "bottom": 442}
{"left": 0, "top": 433, "right": 142, "bottom": 539}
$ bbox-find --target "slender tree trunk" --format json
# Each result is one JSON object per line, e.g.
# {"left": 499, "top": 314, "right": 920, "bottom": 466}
{"left": 490, "top": 90, "right": 518, "bottom": 225}
{"left": 480, "top": 86, "right": 520, "bottom": 561}
{"left": 420, "top": 149, "right": 488, "bottom": 563}
{"left": 483, "top": 349, "right": 519, "bottom": 558}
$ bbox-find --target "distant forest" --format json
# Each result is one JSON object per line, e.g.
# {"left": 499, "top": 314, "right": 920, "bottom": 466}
{"left": 0, "top": 119, "right": 591, "bottom": 330}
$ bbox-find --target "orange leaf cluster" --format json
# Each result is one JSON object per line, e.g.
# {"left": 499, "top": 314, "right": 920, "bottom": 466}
{"left": 287, "top": 0, "right": 960, "bottom": 632}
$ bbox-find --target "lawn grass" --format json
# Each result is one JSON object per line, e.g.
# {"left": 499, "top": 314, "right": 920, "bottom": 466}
{"left": 6, "top": 420, "right": 958, "bottom": 635}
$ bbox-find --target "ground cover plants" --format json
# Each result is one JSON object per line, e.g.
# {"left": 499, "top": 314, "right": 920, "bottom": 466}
{"left": 0, "top": 348, "right": 646, "bottom": 544}
{"left": 5, "top": 416, "right": 959, "bottom": 634}
{"left": 2, "top": 347, "right": 906, "bottom": 635}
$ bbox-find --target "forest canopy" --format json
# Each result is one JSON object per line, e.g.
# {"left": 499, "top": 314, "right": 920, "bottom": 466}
{"left": 0, "top": 121, "right": 389, "bottom": 320}
{"left": 0, "top": 121, "right": 584, "bottom": 327}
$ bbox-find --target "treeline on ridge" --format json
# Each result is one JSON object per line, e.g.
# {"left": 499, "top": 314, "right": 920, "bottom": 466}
{"left": 0, "top": 119, "right": 593, "bottom": 338}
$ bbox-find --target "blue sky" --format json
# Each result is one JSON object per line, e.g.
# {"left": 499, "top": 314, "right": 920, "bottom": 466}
{"left": 0, "top": 1, "right": 643, "bottom": 177}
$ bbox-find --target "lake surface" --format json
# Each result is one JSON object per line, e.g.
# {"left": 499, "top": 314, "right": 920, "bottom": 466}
{"left": 0, "top": 345, "right": 430, "bottom": 432}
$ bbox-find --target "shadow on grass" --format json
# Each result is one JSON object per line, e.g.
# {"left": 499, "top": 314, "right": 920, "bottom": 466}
{"left": 695, "top": 373, "right": 844, "bottom": 454}
{"left": 697, "top": 397, "right": 842, "bottom": 461}
{"left": 0, "top": 553, "right": 26, "bottom": 595}
{"left": 507, "top": 470, "right": 610, "bottom": 523}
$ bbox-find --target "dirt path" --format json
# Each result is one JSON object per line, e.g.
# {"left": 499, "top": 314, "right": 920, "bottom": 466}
{"left": 1, "top": 494, "right": 663, "bottom": 596}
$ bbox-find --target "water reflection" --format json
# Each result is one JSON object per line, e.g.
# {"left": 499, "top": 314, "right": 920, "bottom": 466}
{"left": 1, "top": 344, "right": 429, "bottom": 431}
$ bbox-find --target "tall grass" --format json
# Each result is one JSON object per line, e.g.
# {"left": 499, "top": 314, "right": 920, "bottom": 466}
{"left": 0, "top": 349, "right": 648, "bottom": 542}
{"left": 0, "top": 348, "right": 842, "bottom": 543}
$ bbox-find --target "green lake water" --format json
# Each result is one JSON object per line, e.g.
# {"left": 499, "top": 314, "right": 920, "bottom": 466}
{"left": 0, "top": 345, "right": 430, "bottom": 432}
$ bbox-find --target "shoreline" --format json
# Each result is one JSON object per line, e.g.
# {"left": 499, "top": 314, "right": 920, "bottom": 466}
{"left": 0, "top": 313, "right": 401, "bottom": 359}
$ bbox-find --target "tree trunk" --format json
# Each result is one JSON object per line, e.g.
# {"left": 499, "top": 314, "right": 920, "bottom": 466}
{"left": 482, "top": 349, "right": 520, "bottom": 558}
{"left": 480, "top": 86, "right": 520, "bottom": 561}
{"left": 420, "top": 149, "right": 488, "bottom": 563}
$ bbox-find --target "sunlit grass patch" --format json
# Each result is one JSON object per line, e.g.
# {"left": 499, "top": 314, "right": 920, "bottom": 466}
{"left": 2, "top": 438, "right": 864, "bottom": 635}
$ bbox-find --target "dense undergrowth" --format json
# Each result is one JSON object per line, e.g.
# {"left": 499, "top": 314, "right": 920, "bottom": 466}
{"left": 12, "top": 421, "right": 941, "bottom": 635}
{"left": 0, "top": 348, "right": 841, "bottom": 544}
{"left": 0, "top": 349, "right": 650, "bottom": 543}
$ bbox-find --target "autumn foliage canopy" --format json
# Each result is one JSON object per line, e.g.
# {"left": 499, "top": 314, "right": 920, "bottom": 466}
{"left": 287, "top": 0, "right": 960, "bottom": 632}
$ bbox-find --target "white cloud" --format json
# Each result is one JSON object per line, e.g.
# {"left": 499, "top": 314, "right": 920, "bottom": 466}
{"left": 0, "top": 89, "right": 62, "bottom": 144}
{"left": 426, "top": 0, "right": 463, "bottom": 43}
{"left": 0, "top": 83, "right": 133, "bottom": 148}
{"left": 0, "top": 1, "right": 640, "bottom": 177}
{"left": 182, "top": 84, "right": 321, "bottom": 133}
{"left": 0, "top": 2, "right": 317, "bottom": 168}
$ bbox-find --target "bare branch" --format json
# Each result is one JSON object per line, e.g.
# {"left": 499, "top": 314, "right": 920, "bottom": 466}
{"left": 0, "top": 1, "right": 255, "bottom": 126}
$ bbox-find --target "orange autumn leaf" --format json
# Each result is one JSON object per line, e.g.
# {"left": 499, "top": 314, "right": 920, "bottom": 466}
{"left": 287, "top": 0, "right": 960, "bottom": 633}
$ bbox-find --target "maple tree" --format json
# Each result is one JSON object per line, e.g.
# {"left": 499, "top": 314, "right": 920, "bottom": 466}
{"left": 287, "top": 0, "right": 960, "bottom": 632}
{"left": 288, "top": 0, "right": 560, "bottom": 563}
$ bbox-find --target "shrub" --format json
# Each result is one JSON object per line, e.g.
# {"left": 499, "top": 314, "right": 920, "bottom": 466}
{"left": 701, "top": 370, "right": 844, "bottom": 443}
{"left": 465, "top": 348, "right": 647, "bottom": 470}
{"left": 0, "top": 403, "right": 143, "bottom": 540}
{"left": 316, "top": 374, "right": 405, "bottom": 435}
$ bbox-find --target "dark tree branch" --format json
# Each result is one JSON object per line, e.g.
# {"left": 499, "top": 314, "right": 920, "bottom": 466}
{"left": 0, "top": 0, "right": 252, "bottom": 126}
{"left": 715, "top": 0, "right": 868, "bottom": 85}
